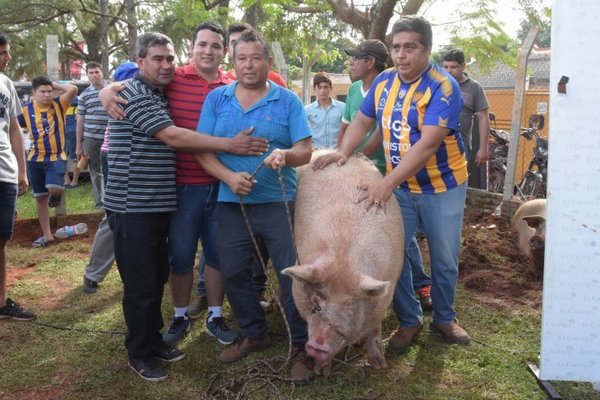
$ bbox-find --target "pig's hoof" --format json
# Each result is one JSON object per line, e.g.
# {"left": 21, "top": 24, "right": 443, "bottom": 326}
{"left": 314, "top": 360, "right": 332, "bottom": 377}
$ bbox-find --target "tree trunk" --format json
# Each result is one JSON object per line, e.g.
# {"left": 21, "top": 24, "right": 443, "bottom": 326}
{"left": 125, "top": 0, "right": 137, "bottom": 61}
{"left": 100, "top": 0, "right": 109, "bottom": 76}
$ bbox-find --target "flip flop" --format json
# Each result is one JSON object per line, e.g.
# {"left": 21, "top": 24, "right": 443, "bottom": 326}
{"left": 65, "top": 184, "right": 79, "bottom": 189}
{"left": 32, "top": 236, "right": 50, "bottom": 248}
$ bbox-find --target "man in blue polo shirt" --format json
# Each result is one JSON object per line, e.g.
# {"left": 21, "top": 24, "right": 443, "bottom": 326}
{"left": 196, "top": 29, "right": 314, "bottom": 382}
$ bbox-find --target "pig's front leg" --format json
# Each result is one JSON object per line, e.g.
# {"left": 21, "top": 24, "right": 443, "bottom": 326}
{"left": 365, "top": 329, "right": 387, "bottom": 369}
{"left": 314, "top": 358, "right": 332, "bottom": 377}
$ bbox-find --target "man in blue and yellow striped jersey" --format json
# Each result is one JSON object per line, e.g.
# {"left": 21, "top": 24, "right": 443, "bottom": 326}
{"left": 314, "top": 16, "right": 470, "bottom": 349}
{"left": 19, "top": 76, "right": 77, "bottom": 247}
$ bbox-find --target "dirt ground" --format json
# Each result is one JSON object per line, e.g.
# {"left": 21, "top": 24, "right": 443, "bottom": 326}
{"left": 7, "top": 208, "right": 542, "bottom": 310}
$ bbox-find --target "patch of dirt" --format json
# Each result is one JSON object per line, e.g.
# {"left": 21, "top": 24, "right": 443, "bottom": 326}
{"left": 459, "top": 208, "right": 543, "bottom": 310}
{"left": 11, "top": 212, "right": 103, "bottom": 248}
{"left": 7, "top": 209, "right": 542, "bottom": 312}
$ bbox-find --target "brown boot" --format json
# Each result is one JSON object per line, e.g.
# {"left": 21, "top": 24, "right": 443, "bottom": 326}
{"left": 290, "top": 345, "right": 315, "bottom": 382}
{"left": 218, "top": 334, "right": 272, "bottom": 362}
{"left": 388, "top": 323, "right": 423, "bottom": 349}
{"left": 430, "top": 320, "right": 470, "bottom": 345}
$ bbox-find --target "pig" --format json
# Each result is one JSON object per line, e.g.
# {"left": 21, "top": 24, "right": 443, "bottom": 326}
{"left": 511, "top": 199, "right": 547, "bottom": 269}
{"left": 281, "top": 150, "right": 404, "bottom": 376}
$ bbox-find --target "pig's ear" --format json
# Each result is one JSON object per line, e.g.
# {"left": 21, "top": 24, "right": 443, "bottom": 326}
{"left": 358, "top": 274, "right": 389, "bottom": 297}
{"left": 522, "top": 215, "right": 545, "bottom": 229}
{"left": 281, "top": 264, "right": 322, "bottom": 284}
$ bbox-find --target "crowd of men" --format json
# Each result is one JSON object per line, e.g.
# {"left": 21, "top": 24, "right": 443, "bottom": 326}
{"left": 0, "top": 15, "right": 491, "bottom": 383}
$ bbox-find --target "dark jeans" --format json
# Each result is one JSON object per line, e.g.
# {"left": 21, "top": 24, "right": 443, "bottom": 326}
{"left": 216, "top": 202, "right": 307, "bottom": 345}
{"left": 107, "top": 211, "right": 170, "bottom": 359}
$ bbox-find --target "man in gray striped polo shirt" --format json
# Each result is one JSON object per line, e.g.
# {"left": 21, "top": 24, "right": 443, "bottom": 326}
{"left": 76, "top": 61, "right": 109, "bottom": 208}
{"left": 103, "top": 32, "right": 268, "bottom": 382}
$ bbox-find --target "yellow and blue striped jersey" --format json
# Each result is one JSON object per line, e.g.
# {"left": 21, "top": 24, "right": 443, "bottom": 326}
{"left": 361, "top": 64, "right": 467, "bottom": 194}
{"left": 19, "top": 98, "right": 69, "bottom": 162}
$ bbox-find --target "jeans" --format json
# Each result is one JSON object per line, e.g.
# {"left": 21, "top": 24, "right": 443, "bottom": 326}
{"left": 392, "top": 183, "right": 467, "bottom": 327}
{"left": 82, "top": 137, "right": 104, "bottom": 208}
{"left": 216, "top": 202, "right": 307, "bottom": 345}
{"left": 407, "top": 236, "right": 431, "bottom": 289}
{"left": 107, "top": 211, "right": 170, "bottom": 359}
{"left": 168, "top": 184, "right": 219, "bottom": 274}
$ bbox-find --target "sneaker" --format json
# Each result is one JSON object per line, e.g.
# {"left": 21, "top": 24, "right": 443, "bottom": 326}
{"left": 154, "top": 342, "right": 185, "bottom": 363}
{"left": 188, "top": 295, "right": 207, "bottom": 319}
{"left": 206, "top": 313, "right": 239, "bottom": 345}
{"left": 83, "top": 276, "right": 99, "bottom": 294}
{"left": 430, "top": 320, "right": 471, "bottom": 345}
{"left": 218, "top": 334, "right": 272, "bottom": 362}
{"left": 162, "top": 314, "right": 192, "bottom": 346}
{"left": 388, "top": 323, "right": 423, "bottom": 349}
{"left": 290, "top": 345, "right": 315, "bottom": 382}
{"left": 0, "top": 298, "right": 36, "bottom": 321}
{"left": 128, "top": 357, "right": 167, "bottom": 382}
{"left": 416, "top": 285, "right": 433, "bottom": 310}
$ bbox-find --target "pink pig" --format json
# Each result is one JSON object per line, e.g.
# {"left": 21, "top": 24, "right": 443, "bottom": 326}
{"left": 282, "top": 150, "right": 404, "bottom": 376}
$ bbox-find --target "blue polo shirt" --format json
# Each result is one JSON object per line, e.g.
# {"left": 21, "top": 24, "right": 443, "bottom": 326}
{"left": 197, "top": 80, "right": 312, "bottom": 204}
{"left": 304, "top": 98, "right": 345, "bottom": 148}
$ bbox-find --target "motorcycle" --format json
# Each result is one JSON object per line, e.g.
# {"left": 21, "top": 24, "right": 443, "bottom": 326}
{"left": 487, "top": 114, "right": 548, "bottom": 199}
{"left": 487, "top": 113, "right": 510, "bottom": 193}
{"left": 515, "top": 115, "right": 548, "bottom": 199}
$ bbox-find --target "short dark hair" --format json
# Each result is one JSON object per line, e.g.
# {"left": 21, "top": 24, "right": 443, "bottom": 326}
{"left": 227, "top": 22, "right": 253, "bottom": 44}
{"left": 136, "top": 32, "right": 172, "bottom": 58}
{"left": 443, "top": 49, "right": 465, "bottom": 64}
{"left": 32, "top": 76, "right": 53, "bottom": 91}
{"left": 0, "top": 32, "right": 10, "bottom": 46}
{"left": 86, "top": 61, "right": 102, "bottom": 71}
{"left": 193, "top": 21, "right": 226, "bottom": 48}
{"left": 392, "top": 16, "right": 433, "bottom": 49}
{"left": 313, "top": 72, "right": 332, "bottom": 88}
{"left": 232, "top": 29, "right": 270, "bottom": 60}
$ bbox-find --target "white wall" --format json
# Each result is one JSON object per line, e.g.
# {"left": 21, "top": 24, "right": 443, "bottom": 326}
{"left": 540, "top": 0, "right": 600, "bottom": 382}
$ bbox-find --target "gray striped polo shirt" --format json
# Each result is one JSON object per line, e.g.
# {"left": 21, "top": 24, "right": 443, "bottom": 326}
{"left": 103, "top": 75, "right": 176, "bottom": 214}
{"left": 78, "top": 83, "right": 110, "bottom": 140}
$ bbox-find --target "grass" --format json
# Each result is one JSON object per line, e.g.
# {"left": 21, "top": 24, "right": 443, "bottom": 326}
{"left": 17, "top": 179, "right": 96, "bottom": 219}
{"left": 3, "top": 192, "right": 599, "bottom": 399}
{"left": 2, "top": 241, "right": 599, "bottom": 399}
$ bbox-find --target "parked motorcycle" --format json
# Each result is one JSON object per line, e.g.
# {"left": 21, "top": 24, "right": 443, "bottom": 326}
{"left": 515, "top": 115, "right": 548, "bottom": 199}
{"left": 487, "top": 114, "right": 548, "bottom": 200}
{"left": 487, "top": 113, "right": 510, "bottom": 193}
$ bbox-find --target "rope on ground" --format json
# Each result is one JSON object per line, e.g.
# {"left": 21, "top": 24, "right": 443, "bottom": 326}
{"left": 31, "top": 320, "right": 125, "bottom": 335}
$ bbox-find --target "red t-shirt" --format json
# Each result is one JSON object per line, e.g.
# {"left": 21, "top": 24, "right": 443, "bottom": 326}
{"left": 165, "top": 64, "right": 233, "bottom": 185}
{"left": 225, "top": 70, "right": 288, "bottom": 88}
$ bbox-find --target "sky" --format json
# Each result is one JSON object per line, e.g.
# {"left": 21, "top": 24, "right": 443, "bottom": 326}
{"left": 420, "top": 0, "right": 552, "bottom": 47}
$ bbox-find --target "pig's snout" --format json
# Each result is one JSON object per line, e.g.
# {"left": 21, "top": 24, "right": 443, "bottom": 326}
{"left": 306, "top": 337, "right": 333, "bottom": 362}
{"left": 529, "top": 235, "right": 544, "bottom": 250}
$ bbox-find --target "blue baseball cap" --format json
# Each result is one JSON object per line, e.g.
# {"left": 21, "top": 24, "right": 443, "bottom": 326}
{"left": 114, "top": 62, "right": 138, "bottom": 81}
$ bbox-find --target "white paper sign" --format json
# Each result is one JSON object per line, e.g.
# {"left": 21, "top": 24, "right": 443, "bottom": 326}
{"left": 540, "top": 0, "right": 600, "bottom": 382}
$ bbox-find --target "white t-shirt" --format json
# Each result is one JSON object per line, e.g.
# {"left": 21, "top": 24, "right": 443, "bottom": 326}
{"left": 0, "top": 73, "right": 23, "bottom": 184}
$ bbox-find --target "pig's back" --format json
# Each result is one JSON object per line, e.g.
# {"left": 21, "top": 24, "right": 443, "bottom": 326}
{"left": 295, "top": 151, "right": 404, "bottom": 282}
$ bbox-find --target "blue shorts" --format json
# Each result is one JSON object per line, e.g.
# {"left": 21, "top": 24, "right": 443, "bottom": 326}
{"left": 27, "top": 160, "right": 66, "bottom": 197}
{"left": 0, "top": 182, "right": 18, "bottom": 240}
{"left": 168, "top": 183, "right": 220, "bottom": 274}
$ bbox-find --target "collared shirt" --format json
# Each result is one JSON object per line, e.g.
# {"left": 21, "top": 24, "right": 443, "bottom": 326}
{"left": 78, "top": 82, "right": 110, "bottom": 140}
{"left": 104, "top": 74, "right": 176, "bottom": 214}
{"left": 19, "top": 97, "right": 69, "bottom": 162}
{"left": 0, "top": 73, "right": 22, "bottom": 183}
{"left": 197, "top": 80, "right": 311, "bottom": 204}
{"left": 165, "top": 64, "right": 233, "bottom": 185}
{"left": 304, "top": 98, "right": 344, "bottom": 148}
{"left": 361, "top": 64, "right": 467, "bottom": 194}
